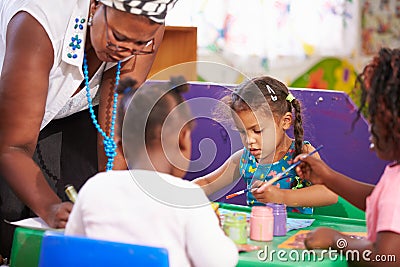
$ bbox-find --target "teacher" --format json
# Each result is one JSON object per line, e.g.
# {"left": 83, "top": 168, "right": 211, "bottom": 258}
{"left": 0, "top": 0, "right": 177, "bottom": 258}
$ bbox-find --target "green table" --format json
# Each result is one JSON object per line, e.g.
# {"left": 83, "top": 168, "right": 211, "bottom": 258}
{"left": 218, "top": 203, "right": 367, "bottom": 267}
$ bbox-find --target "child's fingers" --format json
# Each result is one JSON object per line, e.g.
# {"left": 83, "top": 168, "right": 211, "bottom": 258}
{"left": 304, "top": 227, "right": 339, "bottom": 249}
{"left": 253, "top": 190, "right": 267, "bottom": 202}
{"left": 295, "top": 160, "right": 313, "bottom": 179}
{"left": 294, "top": 153, "right": 318, "bottom": 166}
{"left": 251, "top": 180, "right": 264, "bottom": 189}
{"left": 254, "top": 183, "right": 279, "bottom": 194}
{"left": 293, "top": 153, "right": 308, "bottom": 163}
{"left": 296, "top": 165, "right": 306, "bottom": 177}
{"left": 254, "top": 184, "right": 266, "bottom": 194}
{"left": 293, "top": 154, "right": 313, "bottom": 178}
{"left": 254, "top": 182, "right": 272, "bottom": 193}
{"left": 253, "top": 184, "right": 281, "bottom": 203}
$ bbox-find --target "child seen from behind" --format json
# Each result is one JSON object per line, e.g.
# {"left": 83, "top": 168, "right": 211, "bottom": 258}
{"left": 65, "top": 77, "right": 238, "bottom": 267}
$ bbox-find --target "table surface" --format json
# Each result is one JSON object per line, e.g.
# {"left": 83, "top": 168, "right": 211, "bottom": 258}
{"left": 218, "top": 203, "right": 367, "bottom": 267}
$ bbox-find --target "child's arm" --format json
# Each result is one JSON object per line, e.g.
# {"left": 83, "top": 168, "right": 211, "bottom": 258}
{"left": 295, "top": 155, "right": 375, "bottom": 211}
{"left": 305, "top": 227, "right": 400, "bottom": 267}
{"left": 253, "top": 183, "right": 338, "bottom": 207}
{"left": 192, "top": 149, "right": 243, "bottom": 196}
{"left": 253, "top": 144, "right": 338, "bottom": 207}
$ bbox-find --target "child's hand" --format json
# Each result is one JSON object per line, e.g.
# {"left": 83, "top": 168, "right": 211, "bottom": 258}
{"left": 210, "top": 202, "right": 222, "bottom": 228}
{"left": 294, "top": 154, "right": 334, "bottom": 185}
{"left": 253, "top": 183, "right": 284, "bottom": 203}
{"left": 304, "top": 227, "right": 343, "bottom": 249}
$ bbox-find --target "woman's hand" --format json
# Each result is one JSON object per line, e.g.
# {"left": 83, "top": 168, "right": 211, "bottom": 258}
{"left": 304, "top": 227, "right": 343, "bottom": 249}
{"left": 253, "top": 183, "right": 284, "bottom": 204}
{"left": 294, "top": 154, "right": 334, "bottom": 185}
{"left": 44, "top": 202, "right": 73, "bottom": 228}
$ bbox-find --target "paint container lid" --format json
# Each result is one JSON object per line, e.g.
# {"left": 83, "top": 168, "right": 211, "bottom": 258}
{"left": 251, "top": 206, "right": 273, "bottom": 217}
{"left": 224, "top": 212, "right": 247, "bottom": 224}
{"left": 266, "top": 203, "right": 287, "bottom": 214}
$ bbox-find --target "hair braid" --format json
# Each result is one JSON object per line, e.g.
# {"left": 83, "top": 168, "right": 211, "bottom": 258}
{"left": 291, "top": 98, "right": 304, "bottom": 158}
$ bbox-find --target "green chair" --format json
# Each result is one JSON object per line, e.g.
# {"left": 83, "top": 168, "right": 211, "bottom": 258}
{"left": 10, "top": 227, "right": 46, "bottom": 267}
{"left": 314, "top": 196, "right": 365, "bottom": 220}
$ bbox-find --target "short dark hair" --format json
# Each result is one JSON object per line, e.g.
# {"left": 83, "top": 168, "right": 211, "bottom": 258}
{"left": 117, "top": 76, "right": 193, "bottom": 149}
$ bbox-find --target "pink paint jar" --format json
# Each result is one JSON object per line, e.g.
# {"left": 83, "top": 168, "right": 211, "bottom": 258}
{"left": 249, "top": 206, "right": 274, "bottom": 242}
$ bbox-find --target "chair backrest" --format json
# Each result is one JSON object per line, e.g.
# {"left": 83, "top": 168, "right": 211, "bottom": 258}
{"left": 38, "top": 231, "right": 169, "bottom": 267}
{"left": 10, "top": 227, "right": 45, "bottom": 267}
{"left": 314, "top": 196, "right": 365, "bottom": 219}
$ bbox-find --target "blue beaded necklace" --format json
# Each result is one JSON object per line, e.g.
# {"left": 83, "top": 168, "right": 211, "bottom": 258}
{"left": 83, "top": 53, "right": 121, "bottom": 171}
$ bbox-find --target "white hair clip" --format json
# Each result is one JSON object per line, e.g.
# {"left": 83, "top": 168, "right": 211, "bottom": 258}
{"left": 266, "top": 84, "right": 278, "bottom": 101}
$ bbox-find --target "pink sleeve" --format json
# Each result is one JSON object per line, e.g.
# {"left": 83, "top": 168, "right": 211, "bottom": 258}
{"left": 376, "top": 167, "right": 400, "bottom": 235}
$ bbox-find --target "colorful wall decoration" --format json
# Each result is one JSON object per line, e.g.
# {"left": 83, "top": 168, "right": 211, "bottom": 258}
{"left": 290, "top": 58, "right": 357, "bottom": 93}
{"left": 361, "top": 0, "right": 400, "bottom": 55}
{"left": 166, "top": 0, "right": 359, "bottom": 84}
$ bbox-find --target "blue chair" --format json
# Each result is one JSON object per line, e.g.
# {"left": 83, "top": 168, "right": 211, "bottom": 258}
{"left": 38, "top": 231, "right": 169, "bottom": 267}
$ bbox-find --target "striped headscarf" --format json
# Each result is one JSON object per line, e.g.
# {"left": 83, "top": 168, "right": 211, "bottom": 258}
{"left": 99, "top": 0, "right": 178, "bottom": 24}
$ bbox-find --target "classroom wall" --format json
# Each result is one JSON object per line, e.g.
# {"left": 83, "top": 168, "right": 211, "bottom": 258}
{"left": 165, "top": 0, "right": 400, "bottom": 87}
{"left": 166, "top": 0, "right": 361, "bottom": 84}
{"left": 182, "top": 82, "right": 388, "bottom": 205}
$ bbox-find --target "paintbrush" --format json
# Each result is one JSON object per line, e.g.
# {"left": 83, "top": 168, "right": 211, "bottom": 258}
{"left": 225, "top": 145, "right": 324, "bottom": 199}
{"left": 225, "top": 187, "right": 254, "bottom": 199}
{"left": 225, "top": 174, "right": 290, "bottom": 200}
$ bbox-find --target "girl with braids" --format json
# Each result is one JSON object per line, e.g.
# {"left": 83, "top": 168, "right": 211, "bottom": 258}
{"left": 66, "top": 77, "right": 238, "bottom": 267}
{"left": 194, "top": 76, "right": 337, "bottom": 214}
{"left": 294, "top": 47, "right": 400, "bottom": 265}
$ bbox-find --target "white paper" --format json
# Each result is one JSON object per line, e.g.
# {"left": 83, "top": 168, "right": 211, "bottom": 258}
{"left": 286, "top": 218, "right": 315, "bottom": 232}
{"left": 5, "top": 217, "right": 52, "bottom": 230}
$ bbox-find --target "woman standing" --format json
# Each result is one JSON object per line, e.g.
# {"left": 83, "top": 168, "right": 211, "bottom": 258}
{"left": 0, "top": 0, "right": 177, "bottom": 259}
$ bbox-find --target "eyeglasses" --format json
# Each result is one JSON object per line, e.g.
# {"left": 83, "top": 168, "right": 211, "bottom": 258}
{"left": 103, "top": 6, "right": 155, "bottom": 55}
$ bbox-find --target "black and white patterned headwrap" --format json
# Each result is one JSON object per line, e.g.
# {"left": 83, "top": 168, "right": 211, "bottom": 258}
{"left": 99, "top": 0, "right": 178, "bottom": 24}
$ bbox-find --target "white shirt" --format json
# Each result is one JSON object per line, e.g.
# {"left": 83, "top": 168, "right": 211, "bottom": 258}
{"left": 0, "top": 0, "right": 115, "bottom": 130}
{"left": 65, "top": 170, "right": 239, "bottom": 267}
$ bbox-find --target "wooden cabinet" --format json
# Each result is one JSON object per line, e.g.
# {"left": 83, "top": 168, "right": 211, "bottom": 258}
{"left": 149, "top": 26, "right": 197, "bottom": 81}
